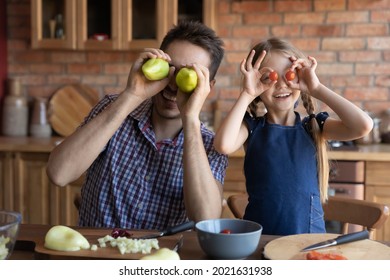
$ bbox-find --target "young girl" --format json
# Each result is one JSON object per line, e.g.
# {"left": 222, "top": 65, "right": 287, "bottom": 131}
{"left": 214, "top": 38, "right": 373, "bottom": 235}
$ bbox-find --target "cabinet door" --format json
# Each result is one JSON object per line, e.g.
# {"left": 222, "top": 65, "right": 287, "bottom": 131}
{"left": 365, "top": 161, "right": 390, "bottom": 241}
{"left": 0, "top": 152, "right": 14, "bottom": 210}
{"left": 177, "top": 0, "right": 217, "bottom": 29}
{"left": 57, "top": 175, "right": 84, "bottom": 226}
{"left": 13, "top": 152, "right": 53, "bottom": 224}
{"left": 122, "top": 0, "right": 169, "bottom": 49}
{"left": 31, "top": 0, "right": 77, "bottom": 49}
{"left": 365, "top": 185, "right": 390, "bottom": 241}
{"left": 76, "top": 0, "right": 122, "bottom": 50}
{"left": 122, "top": 0, "right": 217, "bottom": 50}
{"left": 221, "top": 156, "right": 246, "bottom": 218}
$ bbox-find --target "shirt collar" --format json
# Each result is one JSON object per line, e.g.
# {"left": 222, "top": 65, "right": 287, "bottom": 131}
{"left": 129, "top": 99, "right": 153, "bottom": 124}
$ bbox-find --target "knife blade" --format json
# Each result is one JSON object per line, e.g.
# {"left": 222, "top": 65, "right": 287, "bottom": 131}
{"left": 137, "top": 220, "right": 195, "bottom": 239}
{"left": 301, "top": 230, "right": 369, "bottom": 252}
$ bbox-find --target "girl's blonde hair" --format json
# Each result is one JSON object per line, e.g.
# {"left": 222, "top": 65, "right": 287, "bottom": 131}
{"left": 247, "top": 37, "right": 329, "bottom": 203}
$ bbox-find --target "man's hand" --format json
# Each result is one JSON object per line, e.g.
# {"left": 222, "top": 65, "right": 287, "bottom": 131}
{"left": 176, "top": 63, "right": 210, "bottom": 123}
{"left": 124, "top": 48, "right": 174, "bottom": 103}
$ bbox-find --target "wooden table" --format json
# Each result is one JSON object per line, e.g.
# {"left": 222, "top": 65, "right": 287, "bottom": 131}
{"left": 11, "top": 224, "right": 278, "bottom": 260}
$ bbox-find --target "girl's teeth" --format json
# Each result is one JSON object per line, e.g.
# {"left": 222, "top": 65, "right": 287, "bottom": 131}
{"left": 275, "top": 93, "right": 290, "bottom": 98}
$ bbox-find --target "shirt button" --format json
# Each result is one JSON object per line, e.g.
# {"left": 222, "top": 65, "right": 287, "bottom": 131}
{"left": 137, "top": 202, "right": 144, "bottom": 209}
{"left": 145, "top": 175, "right": 150, "bottom": 181}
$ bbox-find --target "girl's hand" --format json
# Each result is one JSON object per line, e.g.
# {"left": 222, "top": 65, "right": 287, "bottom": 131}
{"left": 240, "top": 50, "right": 274, "bottom": 100}
{"left": 289, "top": 56, "right": 321, "bottom": 97}
{"left": 124, "top": 48, "right": 174, "bottom": 101}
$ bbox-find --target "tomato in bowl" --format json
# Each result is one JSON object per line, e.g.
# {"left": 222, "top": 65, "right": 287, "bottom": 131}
{"left": 195, "top": 218, "right": 262, "bottom": 259}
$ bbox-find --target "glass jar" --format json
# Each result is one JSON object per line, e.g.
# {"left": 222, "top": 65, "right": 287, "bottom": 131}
{"left": 29, "top": 97, "right": 52, "bottom": 138}
{"left": 372, "top": 117, "right": 381, "bottom": 144}
{"left": 380, "top": 109, "right": 390, "bottom": 143}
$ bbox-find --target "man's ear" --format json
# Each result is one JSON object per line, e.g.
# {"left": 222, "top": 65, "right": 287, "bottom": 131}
{"left": 209, "top": 79, "right": 216, "bottom": 89}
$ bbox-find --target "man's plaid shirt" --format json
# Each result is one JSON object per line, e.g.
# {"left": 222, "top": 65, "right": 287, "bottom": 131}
{"left": 78, "top": 94, "right": 228, "bottom": 229}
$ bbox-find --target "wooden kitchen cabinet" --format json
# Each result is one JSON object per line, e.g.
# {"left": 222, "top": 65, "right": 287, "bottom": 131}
{"left": 0, "top": 137, "right": 82, "bottom": 226}
{"left": 54, "top": 175, "right": 83, "bottom": 226}
{"left": 31, "top": 0, "right": 217, "bottom": 50}
{"left": 0, "top": 151, "right": 55, "bottom": 224}
{"left": 221, "top": 156, "right": 246, "bottom": 218}
{"left": 13, "top": 152, "right": 54, "bottom": 225}
{"left": 365, "top": 161, "right": 390, "bottom": 241}
{"left": 31, "top": 0, "right": 77, "bottom": 49}
{"left": 0, "top": 152, "right": 13, "bottom": 210}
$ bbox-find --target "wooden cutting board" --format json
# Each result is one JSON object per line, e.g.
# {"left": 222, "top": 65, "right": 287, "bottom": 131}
{"left": 264, "top": 233, "right": 390, "bottom": 260}
{"left": 35, "top": 228, "right": 181, "bottom": 260}
{"left": 48, "top": 84, "right": 101, "bottom": 137}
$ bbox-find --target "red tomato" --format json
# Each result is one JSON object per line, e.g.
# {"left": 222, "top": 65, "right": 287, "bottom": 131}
{"left": 285, "top": 70, "right": 296, "bottom": 81}
{"left": 269, "top": 71, "right": 278, "bottom": 81}
{"left": 220, "top": 229, "right": 231, "bottom": 234}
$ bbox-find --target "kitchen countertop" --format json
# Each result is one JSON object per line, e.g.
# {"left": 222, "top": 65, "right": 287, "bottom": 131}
{"left": 0, "top": 136, "right": 63, "bottom": 152}
{"left": 230, "top": 143, "right": 390, "bottom": 162}
{"left": 11, "top": 224, "right": 390, "bottom": 260}
{"left": 1, "top": 136, "right": 390, "bottom": 161}
{"left": 11, "top": 224, "right": 278, "bottom": 260}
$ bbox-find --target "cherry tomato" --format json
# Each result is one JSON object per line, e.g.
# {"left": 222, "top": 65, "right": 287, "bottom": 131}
{"left": 269, "top": 71, "right": 278, "bottom": 81}
{"left": 285, "top": 70, "right": 296, "bottom": 81}
{"left": 220, "top": 229, "right": 232, "bottom": 234}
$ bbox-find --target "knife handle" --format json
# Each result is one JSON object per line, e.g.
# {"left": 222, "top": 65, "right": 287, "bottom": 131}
{"left": 162, "top": 221, "right": 195, "bottom": 236}
{"left": 335, "top": 230, "right": 369, "bottom": 245}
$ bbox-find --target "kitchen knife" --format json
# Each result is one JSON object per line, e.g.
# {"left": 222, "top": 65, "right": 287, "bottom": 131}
{"left": 137, "top": 220, "right": 195, "bottom": 239}
{"left": 301, "top": 230, "right": 369, "bottom": 252}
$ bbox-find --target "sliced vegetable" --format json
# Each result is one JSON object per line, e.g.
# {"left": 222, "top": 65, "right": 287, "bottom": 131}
{"left": 306, "top": 250, "right": 347, "bottom": 260}
{"left": 111, "top": 228, "right": 133, "bottom": 238}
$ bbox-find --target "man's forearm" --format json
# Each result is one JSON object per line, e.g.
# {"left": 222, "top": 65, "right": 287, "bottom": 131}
{"left": 47, "top": 93, "right": 143, "bottom": 186}
{"left": 182, "top": 119, "right": 223, "bottom": 221}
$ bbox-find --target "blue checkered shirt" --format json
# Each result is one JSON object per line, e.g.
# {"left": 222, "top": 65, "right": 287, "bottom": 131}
{"left": 78, "top": 94, "right": 228, "bottom": 230}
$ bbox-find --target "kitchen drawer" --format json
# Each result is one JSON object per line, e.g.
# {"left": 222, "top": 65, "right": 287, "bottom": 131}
{"left": 329, "top": 160, "right": 365, "bottom": 183}
{"left": 224, "top": 157, "right": 246, "bottom": 193}
{"left": 366, "top": 161, "right": 390, "bottom": 186}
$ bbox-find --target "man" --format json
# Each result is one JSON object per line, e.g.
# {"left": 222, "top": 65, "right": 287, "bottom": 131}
{"left": 46, "top": 21, "right": 228, "bottom": 229}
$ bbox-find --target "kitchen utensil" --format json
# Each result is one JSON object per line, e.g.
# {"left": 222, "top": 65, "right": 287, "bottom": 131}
{"left": 301, "top": 230, "right": 369, "bottom": 252}
{"left": 195, "top": 218, "right": 262, "bottom": 259}
{"left": 137, "top": 221, "right": 194, "bottom": 239}
{"left": 264, "top": 232, "right": 390, "bottom": 260}
{"left": 48, "top": 84, "right": 101, "bottom": 137}
{"left": 173, "top": 235, "right": 184, "bottom": 252}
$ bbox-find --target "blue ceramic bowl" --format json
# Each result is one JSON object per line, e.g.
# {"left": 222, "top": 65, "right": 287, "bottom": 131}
{"left": 195, "top": 218, "right": 262, "bottom": 259}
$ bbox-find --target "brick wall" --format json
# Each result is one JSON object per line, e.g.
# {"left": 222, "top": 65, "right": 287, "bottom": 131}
{"left": 6, "top": 0, "right": 390, "bottom": 129}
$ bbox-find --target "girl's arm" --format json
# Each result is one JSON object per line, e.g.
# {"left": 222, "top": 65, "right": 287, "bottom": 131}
{"left": 214, "top": 94, "right": 252, "bottom": 155}
{"left": 214, "top": 50, "right": 273, "bottom": 154}
{"left": 312, "top": 84, "right": 373, "bottom": 141}
{"left": 291, "top": 56, "right": 373, "bottom": 141}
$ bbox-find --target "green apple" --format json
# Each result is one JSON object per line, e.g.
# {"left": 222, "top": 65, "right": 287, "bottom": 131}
{"left": 142, "top": 58, "right": 169, "bottom": 81}
{"left": 176, "top": 67, "right": 198, "bottom": 93}
{"left": 44, "top": 225, "right": 90, "bottom": 251}
{"left": 140, "top": 248, "right": 180, "bottom": 260}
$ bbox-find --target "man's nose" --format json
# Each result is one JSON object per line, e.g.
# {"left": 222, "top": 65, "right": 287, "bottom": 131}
{"left": 168, "top": 74, "right": 178, "bottom": 91}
